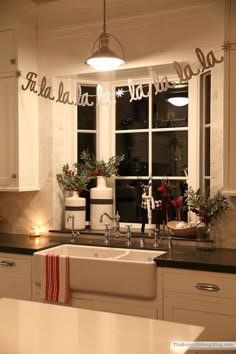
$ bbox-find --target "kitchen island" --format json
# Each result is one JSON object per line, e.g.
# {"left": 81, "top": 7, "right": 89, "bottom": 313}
{"left": 0, "top": 298, "right": 204, "bottom": 354}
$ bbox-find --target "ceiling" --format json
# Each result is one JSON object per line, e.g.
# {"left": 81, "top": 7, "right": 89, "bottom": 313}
{"left": 31, "top": 0, "right": 216, "bottom": 24}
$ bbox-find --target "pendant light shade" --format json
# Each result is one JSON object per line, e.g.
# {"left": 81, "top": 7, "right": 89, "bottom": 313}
{"left": 85, "top": 0, "right": 125, "bottom": 71}
{"left": 167, "top": 97, "right": 189, "bottom": 107}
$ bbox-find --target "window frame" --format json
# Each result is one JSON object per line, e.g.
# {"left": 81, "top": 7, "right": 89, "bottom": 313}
{"left": 75, "top": 74, "right": 202, "bottom": 228}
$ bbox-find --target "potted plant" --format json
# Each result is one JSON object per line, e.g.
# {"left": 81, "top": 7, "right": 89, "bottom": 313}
{"left": 79, "top": 150, "right": 125, "bottom": 230}
{"left": 56, "top": 163, "right": 90, "bottom": 193}
{"left": 56, "top": 163, "right": 90, "bottom": 230}
{"left": 185, "top": 187, "right": 230, "bottom": 250}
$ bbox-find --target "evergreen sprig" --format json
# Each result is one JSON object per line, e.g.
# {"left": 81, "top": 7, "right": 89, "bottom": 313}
{"left": 185, "top": 187, "right": 230, "bottom": 223}
{"left": 56, "top": 163, "right": 90, "bottom": 192}
{"left": 80, "top": 150, "right": 125, "bottom": 177}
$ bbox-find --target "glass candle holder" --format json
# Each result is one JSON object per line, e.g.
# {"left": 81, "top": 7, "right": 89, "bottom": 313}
{"left": 196, "top": 221, "right": 216, "bottom": 251}
{"left": 29, "top": 225, "right": 41, "bottom": 237}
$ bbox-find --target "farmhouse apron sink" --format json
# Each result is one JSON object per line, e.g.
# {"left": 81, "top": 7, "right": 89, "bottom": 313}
{"left": 33, "top": 245, "right": 166, "bottom": 300}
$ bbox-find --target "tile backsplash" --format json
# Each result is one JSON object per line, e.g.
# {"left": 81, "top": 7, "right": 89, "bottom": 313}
{"left": 0, "top": 191, "right": 236, "bottom": 249}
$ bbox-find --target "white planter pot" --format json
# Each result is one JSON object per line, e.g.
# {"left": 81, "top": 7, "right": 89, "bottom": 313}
{"left": 64, "top": 191, "right": 86, "bottom": 230}
{"left": 90, "top": 176, "right": 113, "bottom": 230}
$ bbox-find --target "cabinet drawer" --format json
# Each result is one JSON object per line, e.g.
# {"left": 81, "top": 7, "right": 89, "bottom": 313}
{"left": 164, "top": 269, "right": 236, "bottom": 300}
{"left": 0, "top": 255, "right": 31, "bottom": 276}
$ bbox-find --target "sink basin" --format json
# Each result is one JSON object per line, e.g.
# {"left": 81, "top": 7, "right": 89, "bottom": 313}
{"left": 116, "top": 249, "right": 165, "bottom": 262}
{"left": 35, "top": 244, "right": 126, "bottom": 259}
{"left": 33, "top": 245, "right": 166, "bottom": 300}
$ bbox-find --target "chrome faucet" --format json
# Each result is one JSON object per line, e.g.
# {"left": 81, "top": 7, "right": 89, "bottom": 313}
{"left": 100, "top": 211, "right": 132, "bottom": 246}
{"left": 99, "top": 211, "right": 120, "bottom": 233}
{"left": 67, "top": 215, "right": 80, "bottom": 243}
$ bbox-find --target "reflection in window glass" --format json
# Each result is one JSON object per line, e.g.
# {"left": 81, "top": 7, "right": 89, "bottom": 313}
{"left": 152, "top": 84, "right": 188, "bottom": 128}
{"left": 152, "top": 131, "right": 188, "bottom": 176}
{"left": 116, "top": 179, "right": 146, "bottom": 223}
{"left": 116, "top": 85, "right": 149, "bottom": 130}
{"left": 116, "top": 133, "right": 148, "bottom": 176}
{"left": 77, "top": 85, "right": 96, "bottom": 130}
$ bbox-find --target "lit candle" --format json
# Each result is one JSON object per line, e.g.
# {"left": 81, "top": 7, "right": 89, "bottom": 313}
{"left": 29, "top": 225, "right": 41, "bottom": 237}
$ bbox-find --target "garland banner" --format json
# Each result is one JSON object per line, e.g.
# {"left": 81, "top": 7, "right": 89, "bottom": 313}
{"left": 20, "top": 46, "right": 224, "bottom": 107}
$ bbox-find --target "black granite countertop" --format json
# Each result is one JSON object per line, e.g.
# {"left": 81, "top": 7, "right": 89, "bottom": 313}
{"left": 0, "top": 232, "right": 236, "bottom": 274}
{"left": 0, "top": 233, "right": 62, "bottom": 255}
{"left": 154, "top": 247, "right": 236, "bottom": 274}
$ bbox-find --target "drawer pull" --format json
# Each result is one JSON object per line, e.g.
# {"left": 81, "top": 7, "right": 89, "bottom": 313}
{"left": 196, "top": 283, "right": 220, "bottom": 292}
{"left": 0, "top": 261, "right": 16, "bottom": 267}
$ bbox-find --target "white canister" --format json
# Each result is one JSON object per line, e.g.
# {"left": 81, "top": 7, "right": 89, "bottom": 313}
{"left": 65, "top": 191, "right": 86, "bottom": 230}
{"left": 90, "top": 176, "right": 113, "bottom": 230}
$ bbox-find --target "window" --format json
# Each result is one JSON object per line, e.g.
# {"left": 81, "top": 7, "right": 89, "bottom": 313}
{"left": 115, "top": 82, "right": 189, "bottom": 225}
{"left": 77, "top": 84, "right": 97, "bottom": 158}
{"left": 200, "top": 72, "right": 211, "bottom": 193}
{"left": 77, "top": 84, "right": 97, "bottom": 221}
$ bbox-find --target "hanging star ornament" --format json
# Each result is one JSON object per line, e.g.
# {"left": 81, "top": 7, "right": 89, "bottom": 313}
{"left": 116, "top": 88, "right": 125, "bottom": 97}
{"left": 16, "top": 70, "right": 22, "bottom": 78}
{"left": 222, "top": 41, "right": 233, "bottom": 52}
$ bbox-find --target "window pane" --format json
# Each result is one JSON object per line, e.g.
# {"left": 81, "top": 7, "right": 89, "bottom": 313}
{"left": 204, "top": 179, "right": 210, "bottom": 193}
{"left": 116, "top": 133, "right": 148, "bottom": 176}
{"left": 152, "top": 85, "right": 188, "bottom": 128}
{"left": 116, "top": 179, "right": 145, "bottom": 223}
{"left": 115, "top": 85, "right": 149, "bottom": 130}
{"left": 204, "top": 74, "right": 211, "bottom": 124}
{"left": 152, "top": 131, "right": 188, "bottom": 176}
{"left": 205, "top": 127, "right": 210, "bottom": 176}
{"left": 77, "top": 85, "right": 96, "bottom": 130}
{"left": 77, "top": 133, "right": 96, "bottom": 160}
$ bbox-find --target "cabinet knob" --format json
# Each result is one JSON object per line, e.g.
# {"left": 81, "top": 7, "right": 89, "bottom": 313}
{"left": 196, "top": 283, "right": 220, "bottom": 291}
{"left": 9, "top": 58, "right": 16, "bottom": 65}
{"left": 11, "top": 173, "right": 17, "bottom": 179}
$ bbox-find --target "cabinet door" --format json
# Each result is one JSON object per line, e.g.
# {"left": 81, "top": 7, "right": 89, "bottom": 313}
{"left": 0, "top": 254, "right": 32, "bottom": 300}
{"left": 0, "top": 77, "right": 17, "bottom": 188}
{"left": 224, "top": 0, "right": 236, "bottom": 195}
{"left": 0, "top": 30, "right": 16, "bottom": 76}
{"left": 164, "top": 296, "right": 236, "bottom": 354}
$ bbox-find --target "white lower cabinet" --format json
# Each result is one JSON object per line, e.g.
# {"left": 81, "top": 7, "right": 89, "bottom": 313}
{"left": 33, "top": 289, "right": 159, "bottom": 319}
{"left": 0, "top": 253, "right": 32, "bottom": 300}
{"left": 158, "top": 267, "right": 236, "bottom": 354}
{"left": 70, "top": 292, "right": 158, "bottom": 319}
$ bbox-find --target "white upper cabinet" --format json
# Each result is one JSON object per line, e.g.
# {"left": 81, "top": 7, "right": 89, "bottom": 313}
{"left": 0, "top": 29, "right": 16, "bottom": 76}
{"left": 0, "top": 28, "right": 39, "bottom": 191}
{"left": 223, "top": 0, "right": 236, "bottom": 195}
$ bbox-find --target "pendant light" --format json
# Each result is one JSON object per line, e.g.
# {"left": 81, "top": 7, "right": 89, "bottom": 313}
{"left": 85, "top": 0, "right": 125, "bottom": 71}
{"left": 167, "top": 97, "right": 189, "bottom": 107}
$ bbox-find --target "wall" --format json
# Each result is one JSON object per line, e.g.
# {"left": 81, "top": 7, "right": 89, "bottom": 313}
{"left": 1, "top": 0, "right": 235, "bottom": 248}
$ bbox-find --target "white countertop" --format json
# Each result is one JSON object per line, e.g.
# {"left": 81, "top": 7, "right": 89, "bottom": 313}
{"left": 0, "top": 298, "right": 204, "bottom": 354}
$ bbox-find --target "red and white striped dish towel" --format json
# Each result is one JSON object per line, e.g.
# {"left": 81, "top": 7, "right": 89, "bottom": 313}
{"left": 40, "top": 254, "right": 70, "bottom": 304}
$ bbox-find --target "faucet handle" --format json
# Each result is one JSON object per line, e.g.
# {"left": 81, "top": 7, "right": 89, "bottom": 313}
{"left": 125, "top": 224, "right": 132, "bottom": 235}
{"left": 71, "top": 230, "right": 80, "bottom": 243}
{"left": 104, "top": 223, "right": 110, "bottom": 245}
{"left": 153, "top": 228, "right": 160, "bottom": 248}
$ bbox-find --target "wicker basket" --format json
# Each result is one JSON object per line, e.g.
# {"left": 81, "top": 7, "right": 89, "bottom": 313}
{"left": 167, "top": 221, "right": 197, "bottom": 238}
